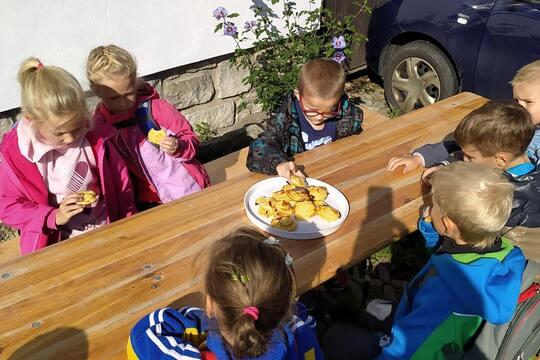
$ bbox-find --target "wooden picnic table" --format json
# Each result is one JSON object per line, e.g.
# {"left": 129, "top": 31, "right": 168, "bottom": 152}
{"left": 0, "top": 92, "right": 486, "bottom": 359}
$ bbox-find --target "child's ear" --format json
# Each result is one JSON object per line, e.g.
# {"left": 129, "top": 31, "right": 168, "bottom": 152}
{"left": 293, "top": 88, "right": 300, "bottom": 99}
{"left": 23, "top": 112, "right": 33, "bottom": 121}
{"left": 493, "top": 153, "right": 509, "bottom": 169}
{"left": 442, "top": 215, "right": 459, "bottom": 237}
{"left": 205, "top": 294, "right": 215, "bottom": 317}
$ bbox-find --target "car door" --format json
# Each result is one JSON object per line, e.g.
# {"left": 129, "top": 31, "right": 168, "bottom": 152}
{"left": 473, "top": 0, "right": 540, "bottom": 100}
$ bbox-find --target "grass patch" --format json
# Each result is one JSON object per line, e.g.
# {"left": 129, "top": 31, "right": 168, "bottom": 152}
{"left": 0, "top": 223, "right": 17, "bottom": 242}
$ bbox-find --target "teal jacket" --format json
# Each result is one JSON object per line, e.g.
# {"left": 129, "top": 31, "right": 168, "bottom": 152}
{"left": 246, "top": 92, "right": 363, "bottom": 175}
{"left": 378, "top": 237, "right": 526, "bottom": 359}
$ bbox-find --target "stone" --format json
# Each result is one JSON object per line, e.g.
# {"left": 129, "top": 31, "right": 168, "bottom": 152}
{"left": 163, "top": 73, "right": 214, "bottom": 109}
{"left": 183, "top": 100, "right": 235, "bottom": 130}
{"left": 0, "top": 115, "right": 15, "bottom": 139}
{"left": 214, "top": 60, "right": 251, "bottom": 99}
{"left": 245, "top": 124, "right": 264, "bottom": 138}
{"left": 185, "top": 62, "right": 217, "bottom": 73}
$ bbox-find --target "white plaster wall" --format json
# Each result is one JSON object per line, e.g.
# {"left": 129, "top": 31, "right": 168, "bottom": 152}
{"left": 0, "top": 0, "right": 318, "bottom": 112}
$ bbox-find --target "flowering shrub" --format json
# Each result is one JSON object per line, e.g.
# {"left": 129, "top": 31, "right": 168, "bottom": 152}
{"left": 213, "top": 0, "right": 369, "bottom": 113}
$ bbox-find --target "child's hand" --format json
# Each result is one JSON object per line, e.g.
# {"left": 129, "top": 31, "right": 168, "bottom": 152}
{"left": 56, "top": 193, "right": 85, "bottom": 226}
{"left": 387, "top": 154, "right": 423, "bottom": 173}
{"left": 276, "top": 161, "right": 305, "bottom": 179}
{"left": 159, "top": 136, "right": 179, "bottom": 155}
{"left": 421, "top": 166, "right": 441, "bottom": 185}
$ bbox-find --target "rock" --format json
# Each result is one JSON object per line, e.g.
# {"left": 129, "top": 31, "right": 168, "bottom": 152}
{"left": 214, "top": 60, "right": 251, "bottom": 99}
{"left": 0, "top": 115, "right": 15, "bottom": 139}
{"left": 245, "top": 124, "right": 264, "bottom": 138}
{"left": 163, "top": 73, "right": 214, "bottom": 109}
{"left": 183, "top": 100, "right": 235, "bottom": 130}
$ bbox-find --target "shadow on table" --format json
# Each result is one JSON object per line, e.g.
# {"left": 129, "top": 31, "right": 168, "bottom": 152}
{"left": 7, "top": 327, "right": 88, "bottom": 360}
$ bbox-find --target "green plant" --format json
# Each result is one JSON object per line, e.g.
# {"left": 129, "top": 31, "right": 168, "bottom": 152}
{"left": 387, "top": 106, "right": 403, "bottom": 118}
{"left": 0, "top": 223, "right": 17, "bottom": 242}
{"left": 194, "top": 121, "right": 217, "bottom": 142}
{"left": 213, "top": 1, "right": 370, "bottom": 113}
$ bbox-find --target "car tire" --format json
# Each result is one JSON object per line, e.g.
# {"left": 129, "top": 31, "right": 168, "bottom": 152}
{"left": 382, "top": 40, "right": 459, "bottom": 113}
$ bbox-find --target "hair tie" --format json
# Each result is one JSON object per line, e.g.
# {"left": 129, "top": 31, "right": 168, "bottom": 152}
{"left": 36, "top": 60, "right": 44, "bottom": 70}
{"left": 243, "top": 306, "right": 259, "bottom": 321}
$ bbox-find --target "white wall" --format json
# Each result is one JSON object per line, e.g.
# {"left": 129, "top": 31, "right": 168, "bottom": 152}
{"left": 0, "top": 0, "right": 318, "bottom": 112}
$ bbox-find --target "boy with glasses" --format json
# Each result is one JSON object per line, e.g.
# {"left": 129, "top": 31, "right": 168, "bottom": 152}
{"left": 247, "top": 58, "right": 363, "bottom": 178}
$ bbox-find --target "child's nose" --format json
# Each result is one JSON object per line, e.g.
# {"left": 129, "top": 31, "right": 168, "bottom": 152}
{"left": 63, "top": 133, "right": 75, "bottom": 144}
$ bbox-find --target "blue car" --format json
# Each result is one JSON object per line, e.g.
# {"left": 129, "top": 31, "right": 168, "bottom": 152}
{"left": 366, "top": 0, "right": 540, "bottom": 112}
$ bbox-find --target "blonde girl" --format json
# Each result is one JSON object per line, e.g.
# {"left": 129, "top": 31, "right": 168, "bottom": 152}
{"left": 128, "top": 227, "right": 323, "bottom": 359}
{"left": 0, "top": 58, "right": 135, "bottom": 254}
{"left": 87, "top": 45, "right": 210, "bottom": 209}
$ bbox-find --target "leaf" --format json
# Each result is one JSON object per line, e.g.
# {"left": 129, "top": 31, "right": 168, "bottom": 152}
{"left": 214, "top": 23, "right": 223, "bottom": 33}
{"left": 228, "top": 13, "right": 240, "bottom": 18}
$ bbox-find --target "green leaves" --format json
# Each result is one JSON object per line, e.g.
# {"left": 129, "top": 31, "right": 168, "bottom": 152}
{"left": 213, "top": 1, "right": 370, "bottom": 113}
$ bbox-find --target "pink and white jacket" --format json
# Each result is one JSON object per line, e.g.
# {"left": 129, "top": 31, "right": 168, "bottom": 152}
{"left": 94, "top": 84, "right": 210, "bottom": 204}
{"left": 0, "top": 121, "right": 137, "bottom": 255}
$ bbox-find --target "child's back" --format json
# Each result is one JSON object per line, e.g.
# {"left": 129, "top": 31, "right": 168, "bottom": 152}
{"left": 128, "top": 228, "right": 323, "bottom": 360}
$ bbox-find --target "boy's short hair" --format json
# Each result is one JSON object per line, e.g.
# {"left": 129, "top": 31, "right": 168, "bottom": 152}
{"left": 431, "top": 162, "right": 513, "bottom": 248}
{"left": 297, "top": 58, "right": 345, "bottom": 100}
{"left": 511, "top": 59, "right": 540, "bottom": 86}
{"left": 454, "top": 100, "right": 534, "bottom": 157}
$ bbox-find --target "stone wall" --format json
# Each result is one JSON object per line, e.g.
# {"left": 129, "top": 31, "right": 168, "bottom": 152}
{"left": 0, "top": 55, "right": 266, "bottom": 142}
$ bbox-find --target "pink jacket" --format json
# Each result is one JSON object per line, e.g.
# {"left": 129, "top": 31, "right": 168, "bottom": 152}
{"left": 0, "top": 121, "right": 137, "bottom": 255}
{"left": 94, "top": 84, "right": 210, "bottom": 204}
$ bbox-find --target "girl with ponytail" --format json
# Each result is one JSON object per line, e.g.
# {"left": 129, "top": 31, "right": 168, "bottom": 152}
{"left": 128, "top": 227, "right": 323, "bottom": 359}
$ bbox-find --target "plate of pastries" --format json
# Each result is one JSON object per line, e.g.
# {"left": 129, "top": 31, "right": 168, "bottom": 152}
{"left": 244, "top": 175, "right": 349, "bottom": 239}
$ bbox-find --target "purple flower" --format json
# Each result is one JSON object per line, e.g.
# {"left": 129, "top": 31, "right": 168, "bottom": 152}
{"left": 332, "top": 35, "right": 347, "bottom": 50}
{"left": 213, "top": 6, "right": 228, "bottom": 20}
{"left": 224, "top": 22, "right": 238, "bottom": 37}
{"left": 244, "top": 20, "right": 257, "bottom": 30}
{"left": 333, "top": 51, "right": 347, "bottom": 64}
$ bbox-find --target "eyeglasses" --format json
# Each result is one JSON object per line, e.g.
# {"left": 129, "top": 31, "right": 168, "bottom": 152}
{"left": 299, "top": 96, "right": 341, "bottom": 119}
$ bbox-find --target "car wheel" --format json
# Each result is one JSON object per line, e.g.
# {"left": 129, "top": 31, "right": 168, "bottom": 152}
{"left": 382, "top": 40, "right": 459, "bottom": 113}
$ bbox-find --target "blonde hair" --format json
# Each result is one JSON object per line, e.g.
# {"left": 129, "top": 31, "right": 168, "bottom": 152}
{"left": 205, "top": 227, "right": 296, "bottom": 358}
{"left": 297, "top": 58, "right": 345, "bottom": 99}
{"left": 431, "top": 162, "right": 513, "bottom": 248}
{"left": 86, "top": 45, "right": 137, "bottom": 86}
{"left": 454, "top": 100, "right": 534, "bottom": 157}
{"left": 18, "top": 57, "right": 87, "bottom": 127}
{"left": 511, "top": 59, "right": 540, "bottom": 86}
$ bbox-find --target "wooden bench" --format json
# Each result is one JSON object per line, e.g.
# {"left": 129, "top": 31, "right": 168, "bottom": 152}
{"left": 205, "top": 108, "right": 390, "bottom": 184}
{"left": 0, "top": 93, "right": 487, "bottom": 359}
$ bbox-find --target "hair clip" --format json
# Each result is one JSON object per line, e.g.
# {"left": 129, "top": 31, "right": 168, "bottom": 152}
{"left": 263, "top": 236, "right": 280, "bottom": 246}
{"left": 232, "top": 273, "right": 250, "bottom": 284}
{"left": 285, "top": 253, "right": 293, "bottom": 267}
{"left": 36, "top": 60, "right": 44, "bottom": 70}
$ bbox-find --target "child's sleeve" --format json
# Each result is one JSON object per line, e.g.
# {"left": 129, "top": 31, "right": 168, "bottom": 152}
{"left": 151, "top": 100, "right": 200, "bottom": 161}
{"left": 376, "top": 278, "right": 454, "bottom": 360}
{"left": 412, "top": 140, "right": 461, "bottom": 168}
{"left": 289, "top": 303, "right": 324, "bottom": 360}
{"left": 246, "top": 102, "right": 292, "bottom": 175}
{"left": 127, "top": 307, "right": 206, "bottom": 360}
{"left": 0, "top": 161, "right": 57, "bottom": 235}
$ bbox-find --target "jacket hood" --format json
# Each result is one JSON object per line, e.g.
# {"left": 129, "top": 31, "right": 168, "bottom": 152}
{"left": 431, "top": 238, "right": 525, "bottom": 324}
{"left": 505, "top": 168, "right": 540, "bottom": 227}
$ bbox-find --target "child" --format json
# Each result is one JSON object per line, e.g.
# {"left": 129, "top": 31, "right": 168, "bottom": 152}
{"left": 391, "top": 101, "right": 540, "bottom": 261}
{"left": 127, "top": 227, "right": 323, "bottom": 359}
{"left": 87, "top": 45, "right": 210, "bottom": 208}
{"left": 325, "top": 162, "right": 526, "bottom": 359}
{"left": 387, "top": 59, "right": 540, "bottom": 173}
{"left": 247, "top": 58, "right": 363, "bottom": 178}
{"left": 0, "top": 58, "right": 136, "bottom": 254}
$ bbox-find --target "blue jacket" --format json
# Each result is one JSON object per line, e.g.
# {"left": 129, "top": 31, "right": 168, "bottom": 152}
{"left": 378, "top": 237, "right": 526, "bottom": 359}
{"left": 127, "top": 303, "right": 323, "bottom": 360}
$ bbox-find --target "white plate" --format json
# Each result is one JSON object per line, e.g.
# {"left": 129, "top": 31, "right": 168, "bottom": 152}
{"left": 244, "top": 177, "right": 350, "bottom": 239}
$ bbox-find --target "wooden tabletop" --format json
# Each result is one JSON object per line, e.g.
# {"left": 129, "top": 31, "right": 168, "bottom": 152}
{"left": 0, "top": 92, "right": 486, "bottom": 359}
